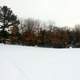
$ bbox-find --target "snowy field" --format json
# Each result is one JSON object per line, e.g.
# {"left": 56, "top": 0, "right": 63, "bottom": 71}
{"left": 0, "top": 44, "right": 80, "bottom": 80}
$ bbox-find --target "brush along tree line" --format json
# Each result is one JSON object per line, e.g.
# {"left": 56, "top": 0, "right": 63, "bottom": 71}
{"left": 0, "top": 5, "right": 80, "bottom": 48}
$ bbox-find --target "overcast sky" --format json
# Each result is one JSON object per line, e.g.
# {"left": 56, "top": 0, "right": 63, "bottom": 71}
{"left": 1, "top": 0, "right": 80, "bottom": 27}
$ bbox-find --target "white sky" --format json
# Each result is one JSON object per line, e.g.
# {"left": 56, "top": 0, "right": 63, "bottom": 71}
{"left": 1, "top": 0, "right": 80, "bottom": 27}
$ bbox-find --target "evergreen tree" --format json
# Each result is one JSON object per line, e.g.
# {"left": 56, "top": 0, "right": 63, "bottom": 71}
{"left": 0, "top": 6, "right": 20, "bottom": 43}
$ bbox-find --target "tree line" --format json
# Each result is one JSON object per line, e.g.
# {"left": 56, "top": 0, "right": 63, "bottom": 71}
{"left": 0, "top": 5, "right": 80, "bottom": 48}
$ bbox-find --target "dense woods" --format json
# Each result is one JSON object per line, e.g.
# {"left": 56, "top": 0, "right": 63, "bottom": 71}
{"left": 0, "top": 6, "right": 80, "bottom": 48}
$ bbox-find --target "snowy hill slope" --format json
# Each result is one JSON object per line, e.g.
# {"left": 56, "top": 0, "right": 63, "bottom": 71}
{"left": 0, "top": 44, "right": 80, "bottom": 80}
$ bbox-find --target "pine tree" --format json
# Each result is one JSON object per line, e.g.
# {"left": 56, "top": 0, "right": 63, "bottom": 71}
{"left": 0, "top": 6, "right": 20, "bottom": 43}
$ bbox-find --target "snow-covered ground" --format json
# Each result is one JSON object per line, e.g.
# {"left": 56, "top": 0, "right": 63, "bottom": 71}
{"left": 0, "top": 44, "right": 80, "bottom": 80}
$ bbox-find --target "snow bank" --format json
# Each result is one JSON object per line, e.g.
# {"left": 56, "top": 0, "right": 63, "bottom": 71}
{"left": 0, "top": 44, "right": 80, "bottom": 80}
